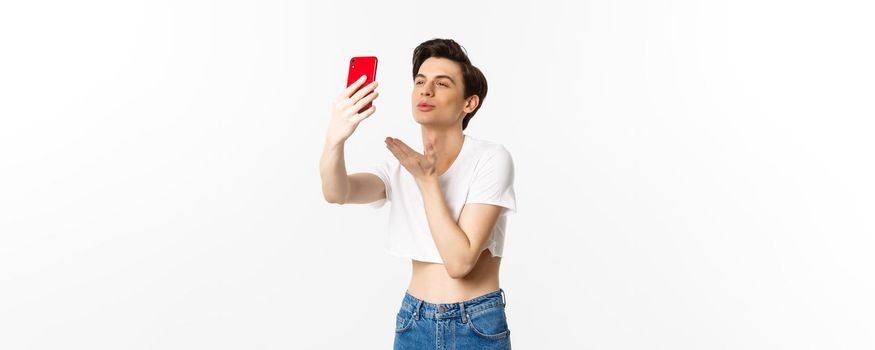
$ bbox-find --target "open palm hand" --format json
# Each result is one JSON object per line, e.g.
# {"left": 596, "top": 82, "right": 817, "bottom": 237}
{"left": 384, "top": 137, "right": 438, "bottom": 184}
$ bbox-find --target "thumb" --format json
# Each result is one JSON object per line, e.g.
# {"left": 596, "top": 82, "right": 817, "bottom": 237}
{"left": 425, "top": 144, "right": 434, "bottom": 161}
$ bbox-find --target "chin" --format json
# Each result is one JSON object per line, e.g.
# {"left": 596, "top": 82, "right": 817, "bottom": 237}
{"left": 411, "top": 114, "right": 429, "bottom": 125}
{"left": 412, "top": 111, "right": 431, "bottom": 122}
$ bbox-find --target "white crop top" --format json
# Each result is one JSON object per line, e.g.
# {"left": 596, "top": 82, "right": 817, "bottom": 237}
{"left": 366, "top": 134, "right": 517, "bottom": 264}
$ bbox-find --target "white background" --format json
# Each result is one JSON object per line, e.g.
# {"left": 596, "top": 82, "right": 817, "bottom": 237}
{"left": 2, "top": 0, "right": 874, "bottom": 349}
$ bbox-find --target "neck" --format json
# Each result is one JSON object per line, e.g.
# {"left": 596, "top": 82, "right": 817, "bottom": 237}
{"left": 420, "top": 126, "right": 465, "bottom": 176}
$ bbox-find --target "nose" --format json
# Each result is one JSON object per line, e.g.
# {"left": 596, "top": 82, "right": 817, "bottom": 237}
{"left": 420, "top": 84, "right": 434, "bottom": 97}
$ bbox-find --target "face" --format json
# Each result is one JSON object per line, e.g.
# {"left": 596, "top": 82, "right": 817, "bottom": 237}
{"left": 411, "top": 57, "right": 478, "bottom": 128}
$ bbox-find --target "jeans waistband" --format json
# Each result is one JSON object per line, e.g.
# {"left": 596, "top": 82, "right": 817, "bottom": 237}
{"left": 400, "top": 288, "right": 506, "bottom": 321}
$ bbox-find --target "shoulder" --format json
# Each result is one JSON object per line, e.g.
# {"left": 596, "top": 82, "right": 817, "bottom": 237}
{"left": 465, "top": 134, "right": 512, "bottom": 158}
{"left": 465, "top": 135, "right": 513, "bottom": 170}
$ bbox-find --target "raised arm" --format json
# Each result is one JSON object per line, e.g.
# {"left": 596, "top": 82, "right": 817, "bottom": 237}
{"left": 320, "top": 141, "right": 386, "bottom": 204}
{"left": 320, "top": 75, "right": 381, "bottom": 204}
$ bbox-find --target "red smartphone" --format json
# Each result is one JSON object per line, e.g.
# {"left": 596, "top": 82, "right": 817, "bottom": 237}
{"left": 346, "top": 56, "right": 378, "bottom": 113}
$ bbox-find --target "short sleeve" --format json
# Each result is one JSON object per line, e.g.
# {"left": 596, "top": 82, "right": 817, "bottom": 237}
{"left": 466, "top": 147, "right": 517, "bottom": 215}
{"left": 365, "top": 155, "right": 392, "bottom": 209}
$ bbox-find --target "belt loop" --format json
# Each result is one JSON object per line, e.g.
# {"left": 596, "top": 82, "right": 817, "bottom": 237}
{"left": 500, "top": 289, "right": 506, "bottom": 307}
{"left": 459, "top": 301, "right": 468, "bottom": 324}
{"left": 413, "top": 300, "right": 423, "bottom": 320}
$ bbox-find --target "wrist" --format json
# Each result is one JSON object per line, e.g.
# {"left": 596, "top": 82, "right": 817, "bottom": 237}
{"left": 415, "top": 176, "right": 439, "bottom": 188}
{"left": 324, "top": 137, "right": 346, "bottom": 150}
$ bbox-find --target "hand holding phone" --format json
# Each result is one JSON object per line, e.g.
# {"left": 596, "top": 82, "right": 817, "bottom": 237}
{"left": 324, "top": 56, "right": 379, "bottom": 146}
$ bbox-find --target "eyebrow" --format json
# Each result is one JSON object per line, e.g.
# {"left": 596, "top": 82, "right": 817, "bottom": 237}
{"left": 415, "top": 74, "right": 456, "bottom": 84}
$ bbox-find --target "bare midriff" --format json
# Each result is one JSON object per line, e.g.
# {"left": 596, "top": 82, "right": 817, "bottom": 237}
{"left": 406, "top": 249, "right": 501, "bottom": 304}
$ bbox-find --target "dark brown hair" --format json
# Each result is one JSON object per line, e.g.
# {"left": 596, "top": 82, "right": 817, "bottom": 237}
{"left": 412, "top": 38, "right": 487, "bottom": 130}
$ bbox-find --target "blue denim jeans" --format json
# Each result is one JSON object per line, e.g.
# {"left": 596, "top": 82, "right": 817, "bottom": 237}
{"left": 394, "top": 288, "right": 511, "bottom": 350}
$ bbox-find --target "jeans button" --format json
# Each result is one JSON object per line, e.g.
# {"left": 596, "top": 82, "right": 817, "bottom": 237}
{"left": 437, "top": 306, "right": 447, "bottom": 312}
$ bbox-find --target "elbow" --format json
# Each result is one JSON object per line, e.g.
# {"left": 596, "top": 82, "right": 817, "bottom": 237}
{"left": 321, "top": 178, "right": 350, "bottom": 204}
{"left": 322, "top": 192, "right": 347, "bottom": 205}
{"left": 445, "top": 261, "right": 473, "bottom": 279}
{"left": 322, "top": 183, "right": 349, "bottom": 204}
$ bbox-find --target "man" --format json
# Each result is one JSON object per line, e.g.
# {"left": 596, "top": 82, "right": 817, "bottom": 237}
{"left": 320, "top": 38, "right": 516, "bottom": 349}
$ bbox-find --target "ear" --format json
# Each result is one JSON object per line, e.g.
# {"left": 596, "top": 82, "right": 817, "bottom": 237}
{"left": 463, "top": 95, "right": 480, "bottom": 114}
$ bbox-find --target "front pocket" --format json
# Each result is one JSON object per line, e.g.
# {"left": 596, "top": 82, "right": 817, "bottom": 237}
{"left": 464, "top": 305, "right": 510, "bottom": 340}
{"left": 395, "top": 309, "right": 416, "bottom": 333}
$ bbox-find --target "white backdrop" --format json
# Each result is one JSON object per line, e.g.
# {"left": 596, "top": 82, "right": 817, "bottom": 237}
{"left": 2, "top": 0, "right": 874, "bottom": 349}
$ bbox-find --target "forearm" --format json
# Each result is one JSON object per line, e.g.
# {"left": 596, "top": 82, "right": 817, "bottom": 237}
{"left": 319, "top": 139, "right": 350, "bottom": 203}
{"left": 418, "top": 178, "right": 474, "bottom": 277}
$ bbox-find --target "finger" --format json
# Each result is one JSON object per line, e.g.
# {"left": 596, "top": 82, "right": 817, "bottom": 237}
{"left": 349, "top": 80, "right": 378, "bottom": 103}
{"left": 393, "top": 138, "right": 421, "bottom": 157}
{"left": 350, "top": 105, "right": 376, "bottom": 124}
{"left": 385, "top": 140, "right": 405, "bottom": 161}
{"left": 350, "top": 91, "right": 379, "bottom": 113}
{"left": 388, "top": 138, "right": 411, "bottom": 158}
{"left": 385, "top": 138, "right": 408, "bottom": 159}
{"left": 343, "top": 75, "right": 369, "bottom": 98}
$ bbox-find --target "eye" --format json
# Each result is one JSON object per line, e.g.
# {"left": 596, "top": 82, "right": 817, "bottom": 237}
{"left": 415, "top": 81, "right": 424, "bottom": 85}
{"left": 437, "top": 82, "right": 448, "bottom": 87}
